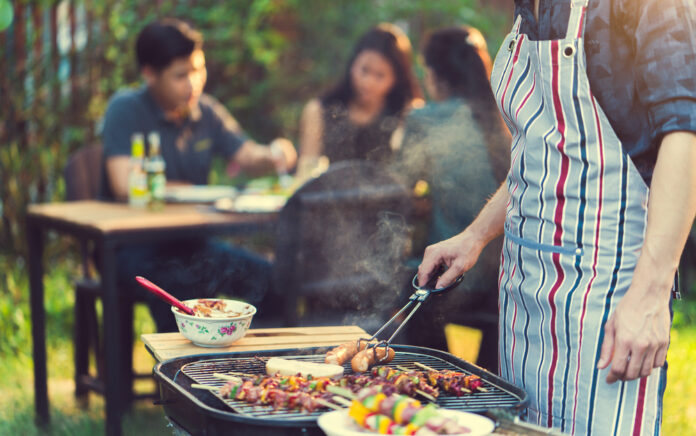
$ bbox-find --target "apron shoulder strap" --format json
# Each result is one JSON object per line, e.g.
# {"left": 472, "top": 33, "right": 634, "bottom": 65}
{"left": 512, "top": 14, "right": 522, "bottom": 35}
{"left": 565, "top": 0, "right": 590, "bottom": 41}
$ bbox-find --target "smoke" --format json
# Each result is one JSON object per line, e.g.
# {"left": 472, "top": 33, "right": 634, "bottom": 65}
{"left": 273, "top": 161, "right": 415, "bottom": 333}
{"left": 391, "top": 102, "right": 501, "bottom": 248}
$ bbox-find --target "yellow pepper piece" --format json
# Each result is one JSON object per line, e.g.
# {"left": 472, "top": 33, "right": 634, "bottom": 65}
{"left": 377, "top": 415, "right": 394, "bottom": 434}
{"left": 364, "top": 392, "right": 387, "bottom": 412}
{"left": 404, "top": 423, "right": 419, "bottom": 435}
{"left": 393, "top": 399, "right": 413, "bottom": 425}
{"left": 348, "top": 400, "right": 372, "bottom": 427}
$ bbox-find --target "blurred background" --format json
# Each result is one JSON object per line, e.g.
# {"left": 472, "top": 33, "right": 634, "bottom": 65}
{"left": 0, "top": 0, "right": 694, "bottom": 434}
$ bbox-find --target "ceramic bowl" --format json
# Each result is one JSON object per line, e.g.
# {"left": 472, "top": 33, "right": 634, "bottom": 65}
{"left": 171, "top": 299, "right": 256, "bottom": 347}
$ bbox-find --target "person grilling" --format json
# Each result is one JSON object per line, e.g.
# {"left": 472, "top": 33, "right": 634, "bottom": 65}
{"left": 100, "top": 18, "right": 296, "bottom": 332}
{"left": 417, "top": 0, "right": 696, "bottom": 434}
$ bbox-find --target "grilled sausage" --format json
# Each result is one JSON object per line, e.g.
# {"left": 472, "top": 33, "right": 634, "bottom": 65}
{"left": 325, "top": 340, "right": 367, "bottom": 365}
{"left": 351, "top": 346, "right": 396, "bottom": 372}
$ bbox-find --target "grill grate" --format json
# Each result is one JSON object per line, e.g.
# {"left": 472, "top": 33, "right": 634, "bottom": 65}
{"left": 180, "top": 350, "right": 522, "bottom": 421}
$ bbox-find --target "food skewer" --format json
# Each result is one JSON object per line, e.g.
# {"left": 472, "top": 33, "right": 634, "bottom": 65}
{"left": 191, "top": 383, "right": 221, "bottom": 391}
{"left": 334, "top": 386, "right": 471, "bottom": 435}
{"left": 214, "top": 373, "right": 243, "bottom": 382}
{"left": 412, "top": 362, "right": 488, "bottom": 393}
{"left": 331, "top": 395, "right": 353, "bottom": 407}
{"left": 193, "top": 362, "right": 488, "bottom": 416}
{"left": 313, "top": 398, "right": 343, "bottom": 410}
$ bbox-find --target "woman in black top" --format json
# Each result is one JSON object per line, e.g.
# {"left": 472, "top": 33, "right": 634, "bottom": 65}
{"left": 298, "top": 23, "right": 422, "bottom": 172}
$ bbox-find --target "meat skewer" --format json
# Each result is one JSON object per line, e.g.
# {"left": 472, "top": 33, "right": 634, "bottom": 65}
{"left": 191, "top": 363, "right": 487, "bottom": 414}
{"left": 340, "top": 370, "right": 439, "bottom": 400}
{"left": 216, "top": 375, "right": 340, "bottom": 412}
{"left": 412, "top": 362, "right": 488, "bottom": 394}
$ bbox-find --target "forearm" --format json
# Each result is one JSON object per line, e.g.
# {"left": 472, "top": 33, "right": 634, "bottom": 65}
{"left": 464, "top": 181, "right": 509, "bottom": 247}
{"left": 633, "top": 131, "right": 696, "bottom": 297}
{"left": 234, "top": 141, "right": 276, "bottom": 176}
{"left": 105, "top": 156, "right": 130, "bottom": 202}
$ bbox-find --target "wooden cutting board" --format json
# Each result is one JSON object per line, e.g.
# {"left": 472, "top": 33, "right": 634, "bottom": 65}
{"left": 142, "top": 325, "right": 368, "bottom": 362}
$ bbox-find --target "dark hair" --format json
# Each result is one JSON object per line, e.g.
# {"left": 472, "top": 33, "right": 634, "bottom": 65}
{"left": 136, "top": 18, "right": 203, "bottom": 71}
{"left": 321, "top": 23, "right": 422, "bottom": 117}
{"left": 423, "top": 26, "right": 510, "bottom": 183}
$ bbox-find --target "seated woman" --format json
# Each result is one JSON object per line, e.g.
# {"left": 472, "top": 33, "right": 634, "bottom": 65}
{"left": 395, "top": 26, "right": 510, "bottom": 370}
{"left": 297, "top": 23, "right": 422, "bottom": 176}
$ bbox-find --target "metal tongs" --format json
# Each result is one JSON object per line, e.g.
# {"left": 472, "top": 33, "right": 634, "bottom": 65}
{"left": 358, "top": 267, "right": 465, "bottom": 364}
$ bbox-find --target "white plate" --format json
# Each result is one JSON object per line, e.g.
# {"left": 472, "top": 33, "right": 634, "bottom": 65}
{"left": 317, "top": 408, "right": 495, "bottom": 436}
{"left": 165, "top": 185, "right": 238, "bottom": 203}
{"left": 215, "top": 194, "right": 288, "bottom": 213}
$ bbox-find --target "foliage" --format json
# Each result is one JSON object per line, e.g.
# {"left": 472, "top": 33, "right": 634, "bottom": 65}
{"left": 0, "top": 0, "right": 511, "bottom": 354}
{"left": 0, "top": 0, "right": 510, "bottom": 253}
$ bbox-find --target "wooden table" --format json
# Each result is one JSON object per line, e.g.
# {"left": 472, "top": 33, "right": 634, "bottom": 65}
{"left": 141, "top": 325, "right": 368, "bottom": 362}
{"left": 27, "top": 200, "right": 277, "bottom": 436}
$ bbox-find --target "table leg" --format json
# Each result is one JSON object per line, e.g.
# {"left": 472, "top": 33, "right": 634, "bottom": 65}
{"left": 27, "top": 219, "right": 49, "bottom": 426}
{"left": 101, "top": 241, "right": 123, "bottom": 436}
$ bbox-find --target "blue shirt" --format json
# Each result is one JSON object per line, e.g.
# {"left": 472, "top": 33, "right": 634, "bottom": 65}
{"left": 99, "top": 86, "right": 247, "bottom": 199}
{"left": 401, "top": 99, "right": 501, "bottom": 245}
{"left": 514, "top": 0, "right": 696, "bottom": 183}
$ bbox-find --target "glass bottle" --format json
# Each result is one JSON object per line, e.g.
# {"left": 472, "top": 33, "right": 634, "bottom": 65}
{"left": 128, "top": 133, "right": 149, "bottom": 207}
{"left": 146, "top": 131, "right": 166, "bottom": 211}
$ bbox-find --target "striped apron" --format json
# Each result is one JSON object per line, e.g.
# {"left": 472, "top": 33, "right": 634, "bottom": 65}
{"left": 491, "top": 1, "right": 666, "bottom": 434}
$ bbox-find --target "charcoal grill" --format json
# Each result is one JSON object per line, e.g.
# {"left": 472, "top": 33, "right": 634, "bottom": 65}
{"left": 153, "top": 345, "right": 528, "bottom": 436}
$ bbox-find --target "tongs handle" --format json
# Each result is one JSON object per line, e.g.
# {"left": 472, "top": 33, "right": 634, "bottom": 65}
{"left": 361, "top": 269, "right": 465, "bottom": 362}
{"left": 410, "top": 272, "right": 464, "bottom": 301}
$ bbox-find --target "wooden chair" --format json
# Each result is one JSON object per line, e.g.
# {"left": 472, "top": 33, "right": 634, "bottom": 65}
{"left": 63, "top": 144, "right": 153, "bottom": 404}
{"left": 272, "top": 161, "right": 413, "bottom": 334}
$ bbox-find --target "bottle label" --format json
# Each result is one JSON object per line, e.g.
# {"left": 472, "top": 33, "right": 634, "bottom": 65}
{"left": 149, "top": 173, "right": 166, "bottom": 200}
{"left": 129, "top": 171, "right": 149, "bottom": 207}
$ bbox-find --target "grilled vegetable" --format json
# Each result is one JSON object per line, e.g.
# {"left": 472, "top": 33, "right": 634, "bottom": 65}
{"left": 348, "top": 387, "right": 470, "bottom": 435}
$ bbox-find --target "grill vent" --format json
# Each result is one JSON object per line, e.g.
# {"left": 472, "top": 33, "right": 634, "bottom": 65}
{"left": 181, "top": 351, "right": 522, "bottom": 421}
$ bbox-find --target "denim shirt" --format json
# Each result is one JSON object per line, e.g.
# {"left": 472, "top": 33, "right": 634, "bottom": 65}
{"left": 514, "top": 0, "right": 696, "bottom": 184}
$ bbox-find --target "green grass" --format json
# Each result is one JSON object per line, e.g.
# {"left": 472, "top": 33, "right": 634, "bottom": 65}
{"left": 0, "top": 304, "right": 170, "bottom": 436}
{"left": 663, "top": 300, "right": 696, "bottom": 435}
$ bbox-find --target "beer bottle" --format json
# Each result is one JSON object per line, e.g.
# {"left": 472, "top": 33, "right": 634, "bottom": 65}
{"left": 146, "top": 131, "right": 166, "bottom": 211}
{"left": 128, "top": 133, "right": 149, "bottom": 207}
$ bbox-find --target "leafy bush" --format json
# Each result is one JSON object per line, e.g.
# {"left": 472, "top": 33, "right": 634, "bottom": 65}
{"left": 0, "top": 0, "right": 512, "bottom": 354}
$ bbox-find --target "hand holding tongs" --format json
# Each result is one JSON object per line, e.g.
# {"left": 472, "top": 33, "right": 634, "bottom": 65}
{"left": 358, "top": 267, "right": 465, "bottom": 364}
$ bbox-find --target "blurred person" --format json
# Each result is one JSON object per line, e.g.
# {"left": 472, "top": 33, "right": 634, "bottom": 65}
{"left": 297, "top": 23, "right": 422, "bottom": 177}
{"left": 394, "top": 26, "right": 510, "bottom": 370}
{"left": 418, "top": 0, "right": 696, "bottom": 434}
{"left": 100, "top": 18, "right": 296, "bottom": 331}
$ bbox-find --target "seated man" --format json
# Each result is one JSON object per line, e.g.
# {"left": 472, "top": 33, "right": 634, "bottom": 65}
{"left": 100, "top": 18, "right": 296, "bottom": 331}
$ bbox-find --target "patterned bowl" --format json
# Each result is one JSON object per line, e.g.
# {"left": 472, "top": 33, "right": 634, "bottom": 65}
{"left": 171, "top": 299, "right": 256, "bottom": 347}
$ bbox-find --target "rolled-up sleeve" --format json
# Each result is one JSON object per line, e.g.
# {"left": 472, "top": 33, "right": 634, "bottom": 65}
{"left": 629, "top": 0, "right": 696, "bottom": 142}
{"left": 101, "top": 92, "right": 143, "bottom": 158}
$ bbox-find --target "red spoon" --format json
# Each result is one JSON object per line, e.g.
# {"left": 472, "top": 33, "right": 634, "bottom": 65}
{"left": 135, "top": 276, "right": 195, "bottom": 316}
